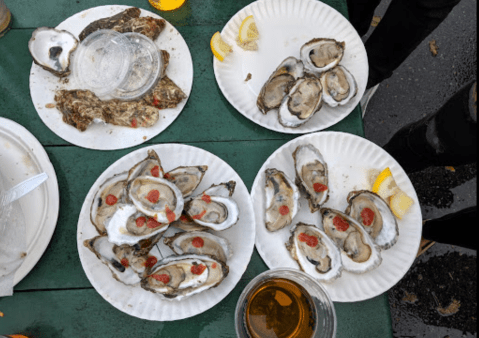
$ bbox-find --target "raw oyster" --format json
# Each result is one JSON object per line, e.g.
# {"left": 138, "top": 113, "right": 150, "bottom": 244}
{"left": 300, "top": 38, "right": 345, "bottom": 74}
{"left": 127, "top": 149, "right": 165, "bottom": 182}
{"left": 164, "top": 231, "right": 232, "bottom": 263}
{"left": 257, "top": 57, "right": 304, "bottom": 115}
{"left": 128, "top": 175, "right": 184, "bottom": 223}
{"left": 142, "top": 75, "right": 188, "bottom": 109}
{"left": 170, "top": 212, "right": 209, "bottom": 232}
{"left": 320, "top": 208, "right": 382, "bottom": 273}
{"left": 84, "top": 235, "right": 159, "bottom": 285}
{"left": 264, "top": 168, "right": 300, "bottom": 232}
{"left": 90, "top": 172, "right": 128, "bottom": 235}
{"left": 28, "top": 27, "right": 78, "bottom": 77}
{"left": 345, "top": 190, "right": 399, "bottom": 250}
{"left": 293, "top": 144, "right": 329, "bottom": 212}
{"left": 105, "top": 204, "right": 169, "bottom": 246}
{"left": 278, "top": 74, "right": 323, "bottom": 128}
{"left": 320, "top": 65, "right": 358, "bottom": 107}
{"left": 164, "top": 165, "right": 208, "bottom": 198}
{"left": 286, "top": 222, "right": 342, "bottom": 282}
{"left": 141, "top": 254, "right": 229, "bottom": 300}
{"left": 183, "top": 185, "right": 240, "bottom": 231}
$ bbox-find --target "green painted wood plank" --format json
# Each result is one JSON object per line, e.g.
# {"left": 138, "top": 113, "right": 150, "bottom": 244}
{"left": 6, "top": 0, "right": 349, "bottom": 29}
{"left": 0, "top": 288, "right": 391, "bottom": 337}
{"left": 0, "top": 27, "right": 362, "bottom": 148}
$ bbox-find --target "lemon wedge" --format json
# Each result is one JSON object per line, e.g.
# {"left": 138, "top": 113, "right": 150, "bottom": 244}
{"left": 371, "top": 167, "right": 399, "bottom": 200}
{"left": 390, "top": 190, "right": 414, "bottom": 219}
{"left": 239, "top": 15, "right": 259, "bottom": 43}
{"left": 210, "top": 31, "right": 232, "bottom": 62}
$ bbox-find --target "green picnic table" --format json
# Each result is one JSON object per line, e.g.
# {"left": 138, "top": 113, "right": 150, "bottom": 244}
{"left": 0, "top": 0, "right": 392, "bottom": 336}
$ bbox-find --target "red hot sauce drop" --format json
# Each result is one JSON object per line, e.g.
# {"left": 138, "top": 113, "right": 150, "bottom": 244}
{"left": 192, "top": 237, "right": 204, "bottom": 248}
{"left": 191, "top": 264, "right": 206, "bottom": 275}
{"left": 298, "top": 233, "right": 319, "bottom": 247}
{"left": 333, "top": 216, "right": 350, "bottom": 232}
{"left": 360, "top": 208, "right": 375, "bottom": 226}
{"left": 105, "top": 194, "right": 118, "bottom": 206}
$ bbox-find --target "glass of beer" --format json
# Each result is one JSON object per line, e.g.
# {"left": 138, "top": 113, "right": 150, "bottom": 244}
{"left": 148, "top": 0, "right": 187, "bottom": 11}
{"left": 235, "top": 268, "right": 337, "bottom": 338}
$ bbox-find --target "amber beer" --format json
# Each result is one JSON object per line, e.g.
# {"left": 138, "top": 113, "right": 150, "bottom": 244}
{"left": 0, "top": 0, "right": 12, "bottom": 38}
{"left": 148, "top": 0, "right": 187, "bottom": 11}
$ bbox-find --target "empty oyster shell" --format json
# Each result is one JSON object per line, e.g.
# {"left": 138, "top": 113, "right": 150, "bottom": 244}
{"left": 105, "top": 204, "right": 169, "bottom": 245}
{"left": 300, "top": 38, "right": 345, "bottom": 74}
{"left": 257, "top": 57, "right": 304, "bottom": 115}
{"left": 90, "top": 172, "right": 128, "bottom": 235}
{"left": 202, "top": 181, "right": 236, "bottom": 197}
{"left": 320, "top": 208, "right": 382, "bottom": 274}
{"left": 264, "top": 168, "right": 300, "bottom": 232}
{"left": 84, "top": 235, "right": 160, "bottom": 285}
{"left": 345, "top": 190, "right": 399, "bottom": 250}
{"left": 141, "top": 254, "right": 229, "bottom": 300}
{"left": 128, "top": 175, "right": 184, "bottom": 223}
{"left": 278, "top": 74, "right": 323, "bottom": 128}
{"left": 164, "top": 231, "right": 232, "bottom": 263}
{"left": 28, "top": 27, "right": 78, "bottom": 77}
{"left": 293, "top": 144, "right": 329, "bottom": 212}
{"left": 184, "top": 189, "right": 240, "bottom": 231}
{"left": 164, "top": 165, "right": 208, "bottom": 198}
{"left": 286, "top": 222, "right": 342, "bottom": 282}
{"left": 320, "top": 65, "right": 358, "bottom": 107}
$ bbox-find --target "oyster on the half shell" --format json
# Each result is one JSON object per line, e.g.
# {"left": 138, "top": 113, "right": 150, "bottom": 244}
{"left": 345, "top": 190, "right": 399, "bottom": 250}
{"left": 320, "top": 65, "right": 358, "bottom": 107}
{"left": 293, "top": 144, "right": 329, "bottom": 212}
{"left": 286, "top": 222, "right": 342, "bottom": 282}
{"left": 320, "top": 208, "right": 382, "bottom": 274}
{"left": 28, "top": 27, "right": 78, "bottom": 77}
{"left": 257, "top": 57, "right": 304, "bottom": 115}
{"left": 264, "top": 168, "right": 300, "bottom": 232}
{"left": 164, "top": 165, "right": 208, "bottom": 198}
{"left": 300, "top": 38, "right": 345, "bottom": 74}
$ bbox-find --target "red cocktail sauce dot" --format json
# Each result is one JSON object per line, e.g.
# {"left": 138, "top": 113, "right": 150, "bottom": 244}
{"left": 144, "top": 256, "right": 158, "bottom": 268}
{"left": 105, "top": 194, "right": 118, "bottom": 206}
{"left": 361, "top": 208, "right": 375, "bottom": 226}
{"left": 136, "top": 216, "right": 147, "bottom": 228}
{"left": 152, "top": 97, "right": 160, "bottom": 107}
{"left": 212, "top": 263, "right": 217, "bottom": 269}
{"left": 192, "top": 237, "right": 204, "bottom": 248}
{"left": 131, "top": 118, "right": 137, "bottom": 128}
{"left": 333, "top": 216, "right": 350, "bottom": 232}
{"left": 180, "top": 214, "right": 190, "bottom": 222}
{"left": 313, "top": 183, "right": 328, "bottom": 193}
{"left": 279, "top": 205, "right": 290, "bottom": 216}
{"left": 298, "top": 233, "right": 319, "bottom": 247}
{"left": 192, "top": 210, "right": 206, "bottom": 220}
{"left": 150, "top": 166, "right": 160, "bottom": 177}
{"left": 151, "top": 274, "right": 170, "bottom": 284}
{"left": 146, "top": 189, "right": 160, "bottom": 203}
{"left": 147, "top": 218, "right": 162, "bottom": 229}
{"left": 201, "top": 194, "right": 212, "bottom": 204}
{"left": 163, "top": 173, "right": 171, "bottom": 179}
{"left": 120, "top": 258, "right": 129, "bottom": 268}
{"left": 191, "top": 264, "right": 206, "bottom": 275}
{"left": 165, "top": 206, "right": 176, "bottom": 223}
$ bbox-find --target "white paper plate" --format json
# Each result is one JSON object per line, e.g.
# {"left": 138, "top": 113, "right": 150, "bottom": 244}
{"left": 251, "top": 132, "right": 422, "bottom": 302}
{"left": 0, "top": 117, "right": 60, "bottom": 285}
{"left": 29, "top": 5, "right": 193, "bottom": 150}
{"left": 77, "top": 144, "right": 255, "bottom": 321}
{"left": 214, "top": 0, "right": 367, "bottom": 134}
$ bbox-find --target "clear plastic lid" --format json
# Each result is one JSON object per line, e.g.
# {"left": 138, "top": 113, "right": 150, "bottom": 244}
{"left": 74, "top": 29, "right": 133, "bottom": 96}
{"left": 112, "top": 32, "right": 162, "bottom": 100}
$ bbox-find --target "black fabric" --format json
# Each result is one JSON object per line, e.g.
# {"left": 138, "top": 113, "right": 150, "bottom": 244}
{"left": 422, "top": 206, "right": 477, "bottom": 250}
{"left": 347, "top": 0, "right": 461, "bottom": 88}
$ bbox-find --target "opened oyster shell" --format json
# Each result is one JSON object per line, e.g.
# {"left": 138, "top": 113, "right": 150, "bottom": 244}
{"left": 90, "top": 172, "right": 128, "bottom": 235}
{"left": 278, "top": 74, "right": 323, "bottom": 128}
{"left": 345, "top": 190, "right": 399, "bottom": 250}
{"left": 84, "top": 235, "right": 160, "bottom": 285}
{"left": 28, "top": 27, "right": 78, "bottom": 77}
{"left": 141, "top": 254, "right": 229, "bottom": 300}
{"left": 320, "top": 208, "right": 382, "bottom": 274}
{"left": 286, "top": 222, "right": 342, "bottom": 282}
{"left": 127, "top": 150, "right": 165, "bottom": 182}
{"left": 170, "top": 212, "right": 209, "bottom": 232}
{"left": 264, "top": 168, "right": 300, "bottom": 232}
{"left": 164, "top": 231, "right": 232, "bottom": 263}
{"left": 320, "top": 65, "right": 358, "bottom": 107}
{"left": 293, "top": 144, "right": 329, "bottom": 212}
{"left": 164, "top": 165, "right": 208, "bottom": 198}
{"left": 300, "top": 38, "right": 345, "bottom": 74}
{"left": 105, "top": 204, "right": 170, "bottom": 245}
{"left": 257, "top": 57, "right": 304, "bottom": 115}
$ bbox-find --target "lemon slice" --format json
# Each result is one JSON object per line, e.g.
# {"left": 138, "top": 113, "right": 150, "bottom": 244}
{"left": 390, "top": 190, "right": 414, "bottom": 219}
{"left": 210, "top": 32, "right": 232, "bottom": 62}
{"left": 239, "top": 15, "right": 259, "bottom": 43}
{"left": 371, "top": 167, "right": 399, "bottom": 200}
